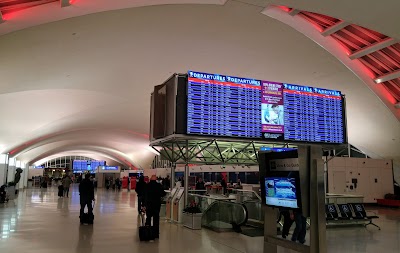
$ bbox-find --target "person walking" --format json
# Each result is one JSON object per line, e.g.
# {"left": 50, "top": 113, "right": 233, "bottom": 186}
{"left": 196, "top": 178, "right": 206, "bottom": 194}
{"left": 135, "top": 176, "right": 146, "bottom": 214}
{"left": 164, "top": 175, "right": 171, "bottom": 190}
{"left": 221, "top": 176, "right": 227, "bottom": 195}
{"left": 291, "top": 210, "right": 307, "bottom": 244}
{"left": 79, "top": 174, "right": 95, "bottom": 222}
{"left": 62, "top": 175, "right": 72, "bottom": 198}
{"left": 144, "top": 175, "right": 166, "bottom": 239}
{"left": 280, "top": 209, "right": 295, "bottom": 239}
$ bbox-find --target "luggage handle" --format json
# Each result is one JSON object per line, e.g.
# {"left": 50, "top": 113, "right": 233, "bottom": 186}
{"left": 141, "top": 212, "right": 146, "bottom": 227}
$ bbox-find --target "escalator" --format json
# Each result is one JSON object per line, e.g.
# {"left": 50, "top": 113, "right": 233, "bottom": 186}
{"left": 201, "top": 200, "right": 248, "bottom": 232}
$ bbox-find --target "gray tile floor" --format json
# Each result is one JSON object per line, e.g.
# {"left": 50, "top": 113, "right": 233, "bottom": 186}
{"left": 0, "top": 186, "right": 399, "bottom": 253}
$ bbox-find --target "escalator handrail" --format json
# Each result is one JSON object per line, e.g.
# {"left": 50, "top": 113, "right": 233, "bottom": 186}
{"left": 233, "top": 189, "right": 262, "bottom": 201}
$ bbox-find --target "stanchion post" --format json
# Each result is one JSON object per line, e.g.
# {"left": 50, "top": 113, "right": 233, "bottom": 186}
{"left": 171, "top": 162, "right": 176, "bottom": 190}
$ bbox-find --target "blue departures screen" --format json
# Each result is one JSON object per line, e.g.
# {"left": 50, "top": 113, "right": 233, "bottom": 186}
{"left": 187, "top": 71, "right": 261, "bottom": 138}
{"left": 73, "top": 160, "right": 105, "bottom": 173}
{"left": 187, "top": 71, "right": 345, "bottom": 144}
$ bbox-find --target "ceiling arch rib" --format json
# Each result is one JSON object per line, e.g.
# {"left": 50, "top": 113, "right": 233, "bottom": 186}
{"left": 0, "top": 0, "right": 228, "bottom": 35}
{"left": 7, "top": 128, "right": 149, "bottom": 158}
{"left": 34, "top": 153, "right": 118, "bottom": 168}
{"left": 28, "top": 145, "right": 137, "bottom": 168}
{"left": 263, "top": 5, "right": 400, "bottom": 118}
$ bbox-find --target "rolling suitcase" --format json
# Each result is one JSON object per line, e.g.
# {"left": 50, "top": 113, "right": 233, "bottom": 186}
{"left": 58, "top": 185, "right": 64, "bottom": 197}
{"left": 80, "top": 213, "right": 94, "bottom": 225}
{"left": 80, "top": 201, "right": 95, "bottom": 225}
{"left": 139, "top": 213, "right": 154, "bottom": 241}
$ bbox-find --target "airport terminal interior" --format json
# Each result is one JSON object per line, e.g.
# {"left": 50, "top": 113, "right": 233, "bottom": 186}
{"left": 0, "top": 1, "right": 400, "bottom": 253}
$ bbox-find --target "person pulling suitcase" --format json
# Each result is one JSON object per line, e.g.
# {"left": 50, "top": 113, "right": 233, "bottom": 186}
{"left": 79, "top": 174, "right": 95, "bottom": 224}
{"left": 139, "top": 206, "right": 154, "bottom": 241}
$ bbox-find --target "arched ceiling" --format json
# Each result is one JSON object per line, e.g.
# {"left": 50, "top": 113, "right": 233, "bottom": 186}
{"left": 0, "top": 0, "right": 399, "bottom": 170}
{"left": 34, "top": 152, "right": 123, "bottom": 168}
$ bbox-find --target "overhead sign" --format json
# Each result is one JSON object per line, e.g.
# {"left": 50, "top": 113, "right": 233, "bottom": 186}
{"left": 98, "top": 166, "right": 120, "bottom": 173}
{"left": 269, "top": 158, "right": 299, "bottom": 171}
{"left": 186, "top": 70, "right": 346, "bottom": 144}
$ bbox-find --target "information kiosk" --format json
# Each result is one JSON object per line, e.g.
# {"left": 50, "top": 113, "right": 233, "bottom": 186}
{"left": 172, "top": 188, "right": 185, "bottom": 223}
{"left": 166, "top": 187, "right": 178, "bottom": 221}
{"left": 259, "top": 147, "right": 326, "bottom": 253}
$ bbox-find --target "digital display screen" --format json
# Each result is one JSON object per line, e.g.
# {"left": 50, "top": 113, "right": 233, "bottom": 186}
{"left": 260, "top": 147, "right": 297, "bottom": 152}
{"left": 187, "top": 71, "right": 261, "bottom": 138}
{"left": 99, "top": 166, "right": 119, "bottom": 171}
{"left": 265, "top": 177, "right": 299, "bottom": 208}
{"left": 187, "top": 71, "right": 345, "bottom": 144}
{"left": 73, "top": 160, "right": 105, "bottom": 173}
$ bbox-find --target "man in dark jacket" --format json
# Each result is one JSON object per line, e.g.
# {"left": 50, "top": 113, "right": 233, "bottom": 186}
{"left": 145, "top": 175, "right": 166, "bottom": 238}
{"left": 79, "top": 174, "right": 95, "bottom": 218}
{"left": 135, "top": 176, "right": 146, "bottom": 214}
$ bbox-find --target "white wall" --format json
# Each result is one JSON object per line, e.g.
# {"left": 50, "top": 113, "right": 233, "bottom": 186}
{"left": 328, "top": 157, "right": 394, "bottom": 203}
{"left": 0, "top": 163, "right": 6, "bottom": 186}
{"left": 120, "top": 170, "right": 144, "bottom": 178}
{"left": 28, "top": 167, "right": 44, "bottom": 178}
{"left": 7, "top": 166, "right": 15, "bottom": 183}
{"left": 393, "top": 163, "right": 400, "bottom": 184}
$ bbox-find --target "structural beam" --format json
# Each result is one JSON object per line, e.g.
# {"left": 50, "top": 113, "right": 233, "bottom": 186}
{"left": 349, "top": 38, "right": 398, "bottom": 60}
{"left": 288, "top": 9, "right": 300, "bottom": 16}
{"left": 60, "top": 0, "right": 70, "bottom": 7}
{"left": 374, "top": 69, "right": 400, "bottom": 83}
{"left": 321, "top": 21, "right": 349, "bottom": 36}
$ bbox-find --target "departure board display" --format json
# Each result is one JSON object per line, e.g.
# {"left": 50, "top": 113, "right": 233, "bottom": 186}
{"left": 187, "top": 71, "right": 346, "bottom": 144}
{"left": 187, "top": 71, "right": 261, "bottom": 138}
{"left": 73, "top": 160, "right": 105, "bottom": 173}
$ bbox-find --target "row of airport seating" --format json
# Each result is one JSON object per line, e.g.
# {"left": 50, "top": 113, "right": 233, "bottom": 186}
{"left": 325, "top": 203, "right": 380, "bottom": 230}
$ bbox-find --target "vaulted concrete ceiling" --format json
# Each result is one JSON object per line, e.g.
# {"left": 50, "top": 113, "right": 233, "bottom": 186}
{"left": 0, "top": 0, "right": 399, "bottom": 173}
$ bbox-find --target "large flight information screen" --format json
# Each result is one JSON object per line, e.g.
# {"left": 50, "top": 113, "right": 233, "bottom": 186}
{"left": 187, "top": 71, "right": 346, "bottom": 144}
{"left": 261, "top": 82, "right": 344, "bottom": 143}
{"left": 187, "top": 71, "right": 261, "bottom": 138}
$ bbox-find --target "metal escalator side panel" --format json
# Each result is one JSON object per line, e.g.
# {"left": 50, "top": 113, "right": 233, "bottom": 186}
{"left": 201, "top": 200, "right": 248, "bottom": 231}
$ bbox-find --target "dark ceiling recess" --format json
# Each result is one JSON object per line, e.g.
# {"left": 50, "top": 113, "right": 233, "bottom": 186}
{"left": 0, "top": 0, "right": 58, "bottom": 15}
{"left": 287, "top": 7, "right": 400, "bottom": 103}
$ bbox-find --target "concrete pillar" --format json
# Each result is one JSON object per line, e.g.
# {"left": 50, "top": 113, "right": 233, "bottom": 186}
{"left": 96, "top": 173, "right": 104, "bottom": 188}
{"left": 7, "top": 165, "right": 15, "bottom": 183}
{"left": 23, "top": 165, "right": 29, "bottom": 188}
{"left": 0, "top": 163, "right": 6, "bottom": 186}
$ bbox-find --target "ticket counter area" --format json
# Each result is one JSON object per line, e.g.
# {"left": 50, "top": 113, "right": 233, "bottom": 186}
{"left": 172, "top": 188, "right": 185, "bottom": 223}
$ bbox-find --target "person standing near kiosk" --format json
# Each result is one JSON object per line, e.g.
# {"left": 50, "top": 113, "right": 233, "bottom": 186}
{"left": 291, "top": 209, "right": 307, "bottom": 244}
{"left": 145, "top": 175, "right": 166, "bottom": 238}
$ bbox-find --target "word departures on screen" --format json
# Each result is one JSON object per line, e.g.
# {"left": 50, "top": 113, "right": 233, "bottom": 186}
{"left": 187, "top": 71, "right": 346, "bottom": 144}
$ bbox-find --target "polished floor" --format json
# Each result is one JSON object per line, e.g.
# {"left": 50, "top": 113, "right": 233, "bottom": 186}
{"left": 0, "top": 186, "right": 399, "bottom": 253}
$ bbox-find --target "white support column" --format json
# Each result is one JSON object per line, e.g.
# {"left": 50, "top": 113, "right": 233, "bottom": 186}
{"left": 0, "top": 164, "right": 6, "bottom": 186}
{"left": 23, "top": 164, "right": 29, "bottom": 188}
{"left": 7, "top": 158, "right": 16, "bottom": 183}
{"left": 171, "top": 163, "right": 176, "bottom": 189}
{"left": 0, "top": 154, "right": 6, "bottom": 185}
